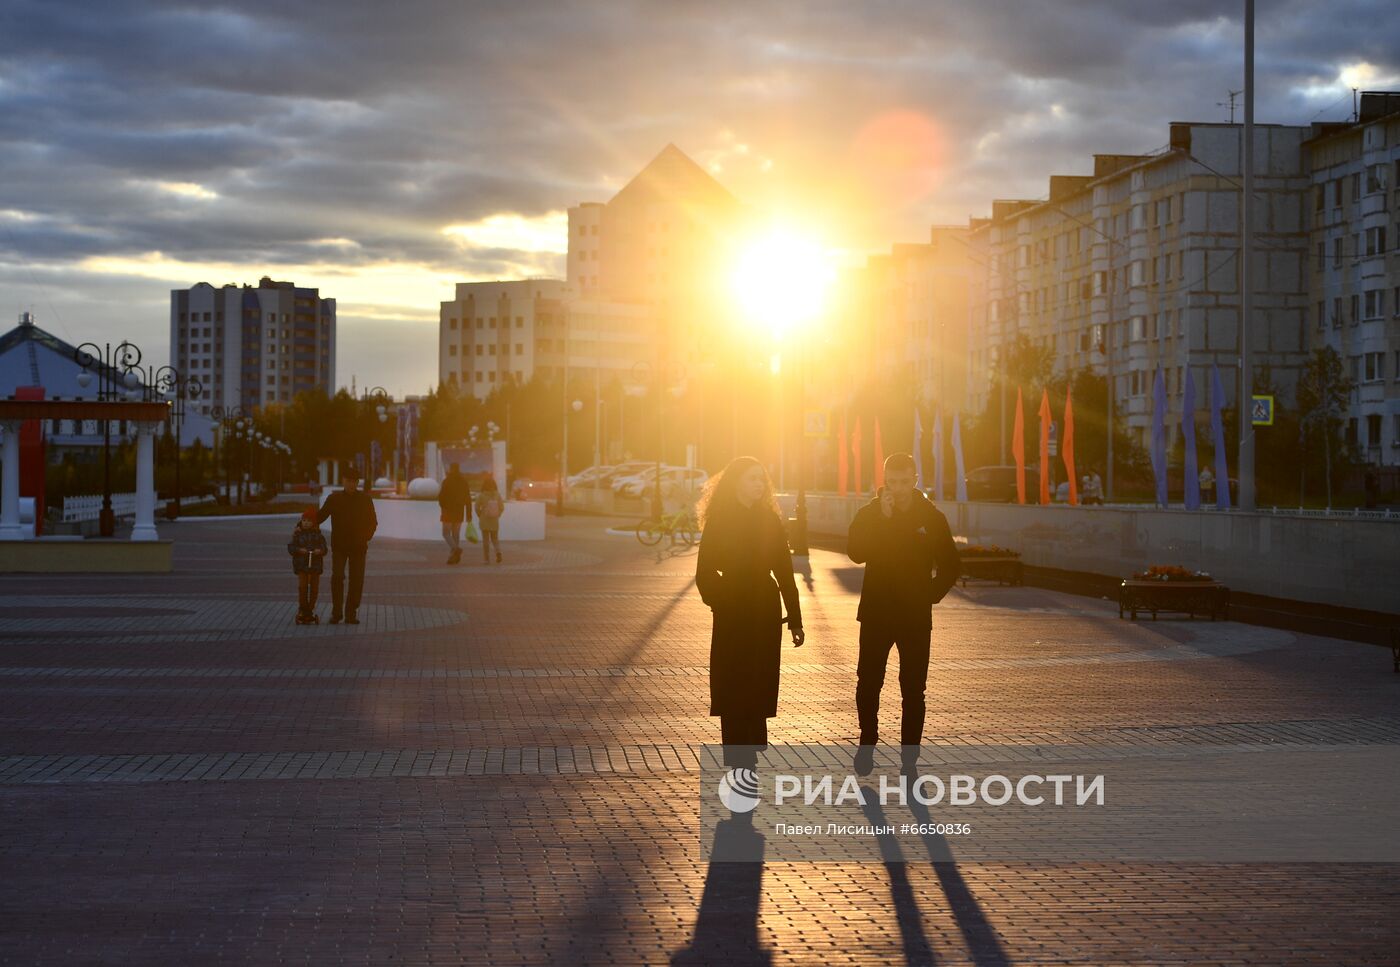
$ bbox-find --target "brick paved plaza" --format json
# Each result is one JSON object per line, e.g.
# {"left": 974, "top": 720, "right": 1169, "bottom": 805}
{"left": 1, "top": 516, "right": 1397, "bottom": 965}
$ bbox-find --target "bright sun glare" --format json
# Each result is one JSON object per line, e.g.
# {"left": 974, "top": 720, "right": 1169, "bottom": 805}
{"left": 730, "top": 228, "right": 836, "bottom": 339}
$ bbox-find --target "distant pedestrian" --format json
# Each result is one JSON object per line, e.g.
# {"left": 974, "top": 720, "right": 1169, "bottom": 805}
{"left": 316, "top": 470, "right": 378, "bottom": 625}
{"left": 438, "top": 462, "right": 473, "bottom": 564}
{"left": 848, "top": 452, "right": 960, "bottom": 776}
{"left": 287, "top": 508, "right": 327, "bottom": 624}
{"left": 1082, "top": 468, "right": 1104, "bottom": 505}
{"left": 695, "top": 456, "right": 804, "bottom": 772}
{"left": 476, "top": 477, "right": 504, "bottom": 564}
{"left": 1198, "top": 466, "right": 1215, "bottom": 505}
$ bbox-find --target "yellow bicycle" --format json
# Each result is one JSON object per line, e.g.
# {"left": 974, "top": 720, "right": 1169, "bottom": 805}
{"left": 635, "top": 509, "right": 698, "bottom": 547}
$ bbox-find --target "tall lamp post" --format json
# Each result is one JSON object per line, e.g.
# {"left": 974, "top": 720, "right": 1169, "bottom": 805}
{"left": 364, "top": 386, "right": 389, "bottom": 482}
{"left": 74, "top": 341, "right": 144, "bottom": 537}
{"left": 140, "top": 365, "right": 202, "bottom": 518}
{"left": 210, "top": 406, "right": 245, "bottom": 504}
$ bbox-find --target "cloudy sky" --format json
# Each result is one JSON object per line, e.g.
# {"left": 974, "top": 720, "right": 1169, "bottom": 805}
{"left": 2, "top": 0, "right": 1397, "bottom": 395}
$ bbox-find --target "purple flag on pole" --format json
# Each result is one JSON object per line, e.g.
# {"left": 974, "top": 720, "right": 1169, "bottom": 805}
{"left": 1211, "top": 364, "right": 1231, "bottom": 509}
{"left": 1183, "top": 368, "right": 1200, "bottom": 510}
{"left": 1151, "top": 366, "right": 1168, "bottom": 507}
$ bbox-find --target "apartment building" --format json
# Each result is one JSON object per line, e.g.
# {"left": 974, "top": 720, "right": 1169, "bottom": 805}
{"left": 1304, "top": 91, "right": 1400, "bottom": 466}
{"left": 967, "top": 121, "right": 1312, "bottom": 450}
{"left": 170, "top": 276, "right": 336, "bottom": 413}
{"left": 438, "top": 279, "right": 571, "bottom": 398}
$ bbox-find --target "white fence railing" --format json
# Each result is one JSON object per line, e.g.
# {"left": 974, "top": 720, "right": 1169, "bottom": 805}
{"left": 62, "top": 493, "right": 137, "bottom": 523}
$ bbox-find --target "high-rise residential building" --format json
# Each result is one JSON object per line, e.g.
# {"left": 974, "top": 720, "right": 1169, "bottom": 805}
{"left": 170, "top": 276, "right": 336, "bottom": 413}
{"left": 853, "top": 226, "right": 973, "bottom": 415}
{"left": 1303, "top": 91, "right": 1400, "bottom": 466}
{"left": 966, "top": 121, "right": 1312, "bottom": 452}
{"left": 438, "top": 279, "right": 571, "bottom": 398}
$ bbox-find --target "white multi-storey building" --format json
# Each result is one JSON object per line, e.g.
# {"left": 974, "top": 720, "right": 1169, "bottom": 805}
{"left": 967, "top": 121, "right": 1312, "bottom": 451}
{"left": 1304, "top": 91, "right": 1400, "bottom": 466}
{"left": 170, "top": 276, "right": 336, "bottom": 413}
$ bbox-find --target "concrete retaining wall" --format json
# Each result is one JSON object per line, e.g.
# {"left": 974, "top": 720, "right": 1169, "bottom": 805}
{"left": 777, "top": 493, "right": 1400, "bottom": 615}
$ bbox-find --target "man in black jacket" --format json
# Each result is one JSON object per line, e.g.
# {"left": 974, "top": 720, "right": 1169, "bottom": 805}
{"left": 316, "top": 470, "right": 378, "bottom": 625}
{"left": 847, "top": 452, "right": 960, "bottom": 774}
{"left": 437, "top": 462, "right": 472, "bottom": 565}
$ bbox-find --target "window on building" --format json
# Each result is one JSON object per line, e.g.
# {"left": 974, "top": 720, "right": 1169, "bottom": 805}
{"left": 448, "top": 345, "right": 457, "bottom": 356}
{"left": 1314, "top": 184, "right": 1325, "bottom": 211}
{"left": 489, "top": 317, "right": 496, "bottom": 328}
{"left": 1367, "top": 413, "right": 1382, "bottom": 447}
{"left": 1350, "top": 172, "right": 1361, "bottom": 199}
{"left": 1317, "top": 301, "right": 1326, "bottom": 330}
{"left": 1333, "top": 297, "right": 1344, "bottom": 328}
{"left": 1350, "top": 294, "right": 1360, "bottom": 324}
{"left": 1367, "top": 163, "right": 1388, "bottom": 194}
{"left": 488, "top": 372, "right": 496, "bottom": 382}
{"left": 475, "top": 345, "right": 483, "bottom": 356}
{"left": 266, "top": 376, "right": 275, "bottom": 386}
{"left": 1332, "top": 237, "right": 1344, "bottom": 268}
{"left": 514, "top": 343, "right": 523, "bottom": 354}
{"left": 515, "top": 316, "right": 523, "bottom": 327}
{"left": 449, "top": 318, "right": 457, "bottom": 329}
{"left": 476, "top": 318, "right": 483, "bottom": 329}
{"left": 1366, "top": 226, "right": 1387, "bottom": 256}
{"left": 267, "top": 327, "right": 275, "bottom": 338}
{"left": 1332, "top": 180, "right": 1343, "bottom": 207}
{"left": 1365, "top": 289, "right": 1385, "bottom": 319}
{"left": 1345, "top": 417, "right": 1358, "bottom": 446}
{"left": 1364, "top": 352, "right": 1385, "bottom": 382}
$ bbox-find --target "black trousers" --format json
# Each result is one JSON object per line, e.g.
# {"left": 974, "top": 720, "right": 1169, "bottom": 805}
{"left": 856, "top": 621, "right": 931, "bottom": 746}
{"left": 330, "top": 544, "right": 367, "bottom": 616}
{"left": 720, "top": 715, "right": 768, "bottom": 768}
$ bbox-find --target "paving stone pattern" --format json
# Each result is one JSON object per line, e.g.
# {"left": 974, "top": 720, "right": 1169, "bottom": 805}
{"left": 0, "top": 516, "right": 1397, "bottom": 964}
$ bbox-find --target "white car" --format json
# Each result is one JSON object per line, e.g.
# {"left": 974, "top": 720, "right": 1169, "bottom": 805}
{"left": 617, "top": 466, "right": 706, "bottom": 499}
{"left": 568, "top": 465, "right": 614, "bottom": 488}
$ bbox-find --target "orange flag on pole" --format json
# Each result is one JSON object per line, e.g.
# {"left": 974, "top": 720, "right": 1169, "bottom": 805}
{"left": 873, "top": 419, "right": 885, "bottom": 491}
{"left": 1038, "top": 388, "right": 1051, "bottom": 505}
{"left": 1013, "top": 388, "right": 1026, "bottom": 504}
{"left": 1063, "top": 386, "right": 1078, "bottom": 506}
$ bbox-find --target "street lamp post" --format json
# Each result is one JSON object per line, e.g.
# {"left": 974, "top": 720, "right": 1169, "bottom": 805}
{"left": 210, "top": 406, "right": 245, "bottom": 505}
{"left": 74, "top": 341, "right": 143, "bottom": 537}
{"left": 140, "top": 365, "right": 202, "bottom": 518}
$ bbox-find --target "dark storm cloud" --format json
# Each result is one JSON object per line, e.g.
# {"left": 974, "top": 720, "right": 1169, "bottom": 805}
{"left": 0, "top": 0, "right": 1396, "bottom": 393}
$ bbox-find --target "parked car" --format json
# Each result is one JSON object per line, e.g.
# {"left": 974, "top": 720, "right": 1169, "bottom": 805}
{"left": 612, "top": 464, "right": 693, "bottom": 497}
{"left": 512, "top": 478, "right": 559, "bottom": 502}
{"left": 965, "top": 465, "right": 1042, "bottom": 503}
{"left": 568, "top": 465, "right": 614, "bottom": 488}
{"left": 620, "top": 466, "right": 708, "bottom": 499}
{"left": 596, "top": 462, "right": 655, "bottom": 491}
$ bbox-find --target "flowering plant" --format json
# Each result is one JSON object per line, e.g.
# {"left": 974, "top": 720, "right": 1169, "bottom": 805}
{"left": 1132, "top": 564, "right": 1212, "bottom": 582}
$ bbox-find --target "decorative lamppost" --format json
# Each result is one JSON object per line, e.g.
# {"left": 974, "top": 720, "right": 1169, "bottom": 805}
{"left": 209, "top": 405, "right": 245, "bottom": 504}
{"left": 74, "top": 341, "right": 143, "bottom": 537}
{"left": 139, "top": 365, "right": 202, "bottom": 518}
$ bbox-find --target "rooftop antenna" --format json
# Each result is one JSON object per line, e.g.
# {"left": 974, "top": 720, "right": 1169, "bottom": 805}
{"left": 1218, "top": 90, "right": 1243, "bottom": 124}
{"left": 1352, "top": 87, "right": 1359, "bottom": 122}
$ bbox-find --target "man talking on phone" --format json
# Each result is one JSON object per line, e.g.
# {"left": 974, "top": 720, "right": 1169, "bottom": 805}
{"left": 847, "top": 452, "right": 960, "bottom": 776}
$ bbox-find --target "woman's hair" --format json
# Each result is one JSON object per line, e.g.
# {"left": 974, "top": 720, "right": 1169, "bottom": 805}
{"left": 696, "top": 456, "right": 780, "bottom": 528}
{"left": 480, "top": 475, "right": 499, "bottom": 492}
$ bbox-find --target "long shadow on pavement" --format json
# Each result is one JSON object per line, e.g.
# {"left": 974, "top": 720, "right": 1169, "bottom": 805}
{"left": 863, "top": 788, "right": 937, "bottom": 965}
{"left": 908, "top": 797, "right": 1010, "bottom": 967}
{"left": 670, "top": 815, "right": 771, "bottom": 966}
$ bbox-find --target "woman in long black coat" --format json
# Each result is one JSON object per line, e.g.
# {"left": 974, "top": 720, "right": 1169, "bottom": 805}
{"left": 695, "top": 457, "right": 804, "bottom": 766}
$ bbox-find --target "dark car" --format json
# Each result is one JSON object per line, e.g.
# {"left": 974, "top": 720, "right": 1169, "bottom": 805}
{"left": 965, "top": 465, "right": 1042, "bottom": 503}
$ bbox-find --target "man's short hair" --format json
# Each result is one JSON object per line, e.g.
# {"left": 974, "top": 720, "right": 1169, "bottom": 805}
{"left": 884, "top": 452, "right": 916, "bottom": 475}
{"left": 449, "top": 461, "right": 460, "bottom": 472}
{"left": 341, "top": 467, "right": 360, "bottom": 481}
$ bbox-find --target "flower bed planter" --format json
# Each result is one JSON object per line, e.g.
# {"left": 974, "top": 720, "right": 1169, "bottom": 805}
{"left": 1119, "top": 577, "right": 1229, "bottom": 621}
{"left": 958, "top": 546, "right": 1023, "bottom": 587}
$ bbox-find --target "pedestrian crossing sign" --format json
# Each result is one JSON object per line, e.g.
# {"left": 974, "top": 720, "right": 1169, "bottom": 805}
{"left": 1251, "top": 395, "right": 1274, "bottom": 426}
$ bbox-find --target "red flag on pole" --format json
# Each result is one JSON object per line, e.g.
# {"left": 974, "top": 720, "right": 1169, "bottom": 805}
{"left": 837, "top": 410, "right": 849, "bottom": 497}
{"left": 1013, "top": 387, "right": 1026, "bottom": 504}
{"left": 851, "top": 417, "right": 863, "bottom": 495}
{"left": 1064, "top": 386, "right": 1078, "bottom": 506}
{"left": 873, "top": 419, "right": 885, "bottom": 491}
{"left": 1038, "top": 388, "right": 1051, "bottom": 505}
